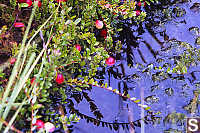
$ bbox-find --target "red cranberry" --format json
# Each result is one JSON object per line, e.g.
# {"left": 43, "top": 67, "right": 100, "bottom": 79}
{"left": 143, "top": 1, "right": 146, "bottom": 6}
{"left": 14, "top": 22, "right": 25, "bottom": 28}
{"left": 137, "top": 1, "right": 146, "bottom": 7}
{"left": 136, "top": 10, "right": 141, "bottom": 16}
{"left": 56, "top": 0, "right": 67, "bottom": 2}
{"left": 18, "top": 0, "right": 26, "bottom": 2}
{"left": 10, "top": 58, "right": 16, "bottom": 64}
{"left": 113, "top": 12, "right": 117, "bottom": 15}
{"left": 100, "top": 29, "right": 107, "bottom": 38}
{"left": 33, "top": 119, "right": 44, "bottom": 129}
{"left": 75, "top": 44, "right": 81, "bottom": 51}
{"left": 56, "top": 73, "right": 64, "bottom": 84}
{"left": 137, "top": 1, "right": 142, "bottom": 7}
{"left": 106, "top": 57, "right": 115, "bottom": 66}
{"left": 30, "top": 77, "right": 36, "bottom": 85}
{"left": 25, "top": 0, "right": 32, "bottom": 7}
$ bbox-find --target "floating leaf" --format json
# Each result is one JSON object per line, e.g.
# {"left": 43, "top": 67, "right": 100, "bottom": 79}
{"left": 126, "top": 94, "right": 130, "bottom": 98}
{"left": 134, "top": 99, "right": 141, "bottom": 103}
{"left": 104, "top": 83, "right": 108, "bottom": 88}
{"left": 145, "top": 107, "right": 151, "bottom": 110}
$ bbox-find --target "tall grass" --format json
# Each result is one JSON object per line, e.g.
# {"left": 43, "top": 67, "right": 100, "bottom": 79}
{"left": 0, "top": 1, "right": 60, "bottom": 132}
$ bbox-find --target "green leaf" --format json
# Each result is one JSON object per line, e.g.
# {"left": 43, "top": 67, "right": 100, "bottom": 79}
{"left": 33, "top": 104, "right": 43, "bottom": 110}
{"left": 94, "top": 81, "right": 98, "bottom": 86}
{"left": 19, "top": 3, "right": 29, "bottom": 8}
{"left": 145, "top": 107, "right": 151, "bottom": 110}
{"left": 126, "top": 94, "right": 130, "bottom": 98}
{"left": 80, "top": 61, "right": 86, "bottom": 66}
{"left": 134, "top": 99, "right": 141, "bottom": 103}
{"left": 145, "top": 1, "right": 150, "bottom": 5}
{"left": 167, "top": 67, "right": 171, "bottom": 73}
{"left": 89, "top": 78, "right": 94, "bottom": 84}
{"left": 0, "top": 72, "right": 4, "bottom": 78}
{"left": 182, "top": 66, "right": 187, "bottom": 74}
{"left": 67, "top": 78, "right": 72, "bottom": 83}
{"left": 104, "top": 83, "right": 108, "bottom": 88}
{"left": 74, "top": 87, "right": 82, "bottom": 92}
{"left": 117, "top": 28, "right": 123, "bottom": 32}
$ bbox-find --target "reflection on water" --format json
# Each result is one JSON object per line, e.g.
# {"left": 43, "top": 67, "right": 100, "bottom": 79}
{"left": 66, "top": 0, "right": 200, "bottom": 133}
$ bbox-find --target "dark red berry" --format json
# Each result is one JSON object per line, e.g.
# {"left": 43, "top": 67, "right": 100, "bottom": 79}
{"left": 100, "top": 29, "right": 107, "bottom": 38}
{"left": 56, "top": 73, "right": 64, "bottom": 84}
{"left": 143, "top": 1, "right": 146, "bottom": 6}
{"left": 18, "top": 0, "right": 26, "bottom": 2}
{"left": 30, "top": 77, "right": 36, "bottom": 85}
{"left": 137, "top": 1, "right": 146, "bottom": 7}
{"left": 106, "top": 57, "right": 115, "bottom": 66}
{"left": 136, "top": 10, "right": 141, "bottom": 16}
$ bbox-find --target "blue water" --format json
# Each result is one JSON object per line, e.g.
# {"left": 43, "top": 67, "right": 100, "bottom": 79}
{"left": 72, "top": 0, "right": 200, "bottom": 133}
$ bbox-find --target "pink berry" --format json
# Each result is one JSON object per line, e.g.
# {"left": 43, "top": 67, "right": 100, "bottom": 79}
{"left": 106, "top": 57, "right": 115, "bottom": 66}
{"left": 105, "top": 4, "right": 111, "bottom": 8}
{"left": 136, "top": 10, "right": 141, "bottom": 16}
{"left": 95, "top": 20, "right": 103, "bottom": 29}
{"left": 14, "top": 22, "right": 25, "bottom": 28}
{"left": 56, "top": 73, "right": 64, "bottom": 84}
{"left": 10, "top": 58, "right": 16, "bottom": 64}
{"left": 34, "top": 0, "right": 42, "bottom": 7}
{"left": 44, "top": 122, "right": 55, "bottom": 132}
{"left": 75, "top": 44, "right": 81, "bottom": 51}
{"left": 33, "top": 120, "right": 44, "bottom": 129}
{"left": 26, "top": 0, "right": 32, "bottom": 7}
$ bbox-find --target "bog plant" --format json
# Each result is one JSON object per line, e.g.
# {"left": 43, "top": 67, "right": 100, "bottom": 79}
{"left": 0, "top": 0, "right": 160, "bottom": 132}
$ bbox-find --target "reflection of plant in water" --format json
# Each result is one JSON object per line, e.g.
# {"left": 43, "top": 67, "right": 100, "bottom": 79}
{"left": 164, "top": 112, "right": 186, "bottom": 125}
{"left": 183, "top": 90, "right": 199, "bottom": 114}
{"left": 171, "top": 42, "right": 200, "bottom": 74}
{"left": 67, "top": 78, "right": 152, "bottom": 110}
{"left": 66, "top": 97, "right": 161, "bottom": 131}
{"left": 0, "top": 0, "right": 164, "bottom": 132}
{"left": 163, "top": 112, "right": 186, "bottom": 132}
{"left": 164, "top": 128, "right": 183, "bottom": 133}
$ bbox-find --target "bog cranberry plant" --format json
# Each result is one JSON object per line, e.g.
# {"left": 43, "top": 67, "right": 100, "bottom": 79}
{"left": 0, "top": 0, "right": 159, "bottom": 132}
